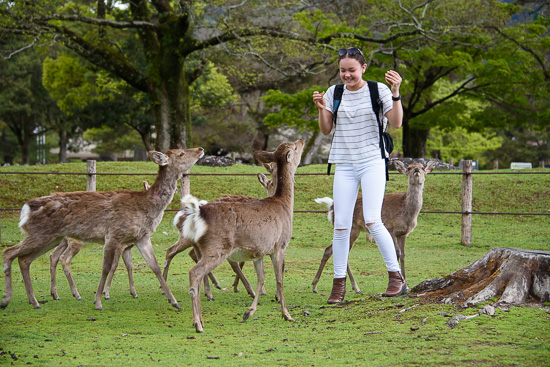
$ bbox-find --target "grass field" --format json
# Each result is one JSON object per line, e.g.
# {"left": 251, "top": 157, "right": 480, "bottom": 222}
{"left": 0, "top": 161, "right": 549, "bottom": 366}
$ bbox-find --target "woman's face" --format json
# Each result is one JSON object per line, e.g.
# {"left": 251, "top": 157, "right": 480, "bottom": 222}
{"left": 339, "top": 57, "right": 367, "bottom": 91}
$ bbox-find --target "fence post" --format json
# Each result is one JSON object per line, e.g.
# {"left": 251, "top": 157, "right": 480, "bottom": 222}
{"left": 180, "top": 170, "right": 190, "bottom": 208}
{"left": 461, "top": 160, "right": 473, "bottom": 247}
{"left": 86, "top": 160, "right": 96, "bottom": 192}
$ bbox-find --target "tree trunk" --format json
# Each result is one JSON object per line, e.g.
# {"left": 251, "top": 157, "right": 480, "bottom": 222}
{"left": 410, "top": 247, "right": 550, "bottom": 309}
{"left": 21, "top": 122, "right": 31, "bottom": 165}
{"left": 150, "top": 64, "right": 190, "bottom": 151}
{"left": 58, "top": 129, "right": 68, "bottom": 163}
{"left": 402, "top": 117, "right": 430, "bottom": 158}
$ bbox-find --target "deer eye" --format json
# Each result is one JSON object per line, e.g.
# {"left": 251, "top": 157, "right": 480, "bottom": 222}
{"left": 179, "top": 152, "right": 185, "bottom": 157}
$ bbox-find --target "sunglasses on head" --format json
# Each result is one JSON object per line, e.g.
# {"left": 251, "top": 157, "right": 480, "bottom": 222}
{"left": 338, "top": 47, "right": 363, "bottom": 57}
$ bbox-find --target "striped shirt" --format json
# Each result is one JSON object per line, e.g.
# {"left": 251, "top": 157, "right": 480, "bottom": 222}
{"left": 324, "top": 82, "right": 393, "bottom": 164}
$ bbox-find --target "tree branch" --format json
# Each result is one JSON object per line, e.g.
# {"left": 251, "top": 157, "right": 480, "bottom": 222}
{"left": 38, "top": 22, "right": 149, "bottom": 92}
{"left": 32, "top": 14, "right": 158, "bottom": 30}
{"left": 487, "top": 25, "right": 549, "bottom": 80}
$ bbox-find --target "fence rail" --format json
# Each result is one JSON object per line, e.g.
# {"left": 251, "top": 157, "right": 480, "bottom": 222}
{"left": 1, "top": 161, "right": 549, "bottom": 247}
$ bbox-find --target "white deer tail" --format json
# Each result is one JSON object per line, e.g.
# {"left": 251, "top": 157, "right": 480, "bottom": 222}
{"left": 18, "top": 204, "right": 31, "bottom": 231}
{"left": 314, "top": 197, "right": 334, "bottom": 225}
{"left": 174, "top": 195, "right": 207, "bottom": 243}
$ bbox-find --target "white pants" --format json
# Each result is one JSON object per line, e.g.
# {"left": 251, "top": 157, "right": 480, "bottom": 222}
{"left": 332, "top": 159, "right": 400, "bottom": 278}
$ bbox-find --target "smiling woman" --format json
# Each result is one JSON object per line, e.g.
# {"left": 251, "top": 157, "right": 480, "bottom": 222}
{"left": 312, "top": 47, "right": 405, "bottom": 304}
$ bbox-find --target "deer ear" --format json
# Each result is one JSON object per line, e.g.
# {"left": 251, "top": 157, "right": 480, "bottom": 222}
{"left": 286, "top": 150, "right": 293, "bottom": 163}
{"left": 425, "top": 160, "right": 436, "bottom": 173}
{"left": 394, "top": 160, "right": 407, "bottom": 174}
{"left": 263, "top": 163, "right": 274, "bottom": 174}
{"left": 254, "top": 151, "right": 274, "bottom": 164}
{"left": 149, "top": 151, "right": 169, "bottom": 166}
{"left": 257, "top": 173, "right": 269, "bottom": 189}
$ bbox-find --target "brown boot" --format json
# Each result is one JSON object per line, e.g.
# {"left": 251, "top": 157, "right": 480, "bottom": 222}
{"left": 381, "top": 271, "right": 407, "bottom": 297}
{"left": 327, "top": 277, "right": 346, "bottom": 304}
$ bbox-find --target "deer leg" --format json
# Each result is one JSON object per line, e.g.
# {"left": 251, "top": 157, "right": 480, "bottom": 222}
{"left": 395, "top": 236, "right": 407, "bottom": 280}
{"left": 23, "top": 238, "right": 65, "bottom": 308}
{"left": 163, "top": 237, "right": 191, "bottom": 281}
{"left": 347, "top": 227, "right": 362, "bottom": 294}
{"left": 243, "top": 258, "right": 265, "bottom": 321}
{"left": 135, "top": 237, "right": 180, "bottom": 310}
{"left": 189, "top": 247, "right": 220, "bottom": 297}
{"left": 103, "top": 245, "right": 126, "bottom": 299}
{"left": 228, "top": 260, "right": 255, "bottom": 298}
{"left": 1, "top": 235, "right": 61, "bottom": 309}
{"left": 271, "top": 245, "right": 293, "bottom": 322}
{"left": 59, "top": 239, "right": 85, "bottom": 301}
{"left": 49, "top": 238, "right": 69, "bottom": 300}
{"left": 94, "top": 240, "right": 118, "bottom": 311}
{"left": 232, "top": 262, "right": 244, "bottom": 292}
{"left": 311, "top": 244, "right": 333, "bottom": 293}
{"left": 188, "top": 249, "right": 228, "bottom": 333}
{"left": 120, "top": 245, "right": 138, "bottom": 298}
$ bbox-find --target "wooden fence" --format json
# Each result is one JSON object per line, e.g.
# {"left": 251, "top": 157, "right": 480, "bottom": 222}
{"left": 1, "top": 160, "right": 548, "bottom": 247}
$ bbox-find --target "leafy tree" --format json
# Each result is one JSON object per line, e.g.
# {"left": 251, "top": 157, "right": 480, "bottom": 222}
{"left": 2, "top": 0, "right": 547, "bottom": 162}
{"left": 263, "top": 0, "right": 549, "bottom": 159}
{"left": 0, "top": 0, "right": 323, "bottom": 152}
{"left": 0, "top": 47, "right": 53, "bottom": 164}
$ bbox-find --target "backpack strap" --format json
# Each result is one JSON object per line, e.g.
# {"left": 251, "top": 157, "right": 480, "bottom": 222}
{"left": 367, "top": 80, "right": 390, "bottom": 181}
{"left": 327, "top": 84, "right": 344, "bottom": 175}
{"left": 332, "top": 84, "right": 344, "bottom": 126}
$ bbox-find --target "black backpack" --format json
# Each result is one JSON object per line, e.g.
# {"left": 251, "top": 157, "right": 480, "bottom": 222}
{"left": 327, "top": 80, "right": 394, "bottom": 180}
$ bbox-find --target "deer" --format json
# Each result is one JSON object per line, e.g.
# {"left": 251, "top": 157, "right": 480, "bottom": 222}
{"left": 311, "top": 160, "right": 436, "bottom": 294}
{"left": 163, "top": 168, "right": 276, "bottom": 301}
{"left": 176, "top": 139, "right": 304, "bottom": 332}
{"left": 49, "top": 181, "right": 152, "bottom": 302}
{"left": 1, "top": 148, "right": 204, "bottom": 311}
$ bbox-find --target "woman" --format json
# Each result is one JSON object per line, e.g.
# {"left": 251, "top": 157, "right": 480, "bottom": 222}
{"left": 312, "top": 47, "right": 405, "bottom": 303}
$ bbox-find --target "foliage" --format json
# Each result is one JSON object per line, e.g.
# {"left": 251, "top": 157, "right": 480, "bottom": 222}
{"left": 83, "top": 125, "right": 142, "bottom": 156}
{"left": 0, "top": 45, "right": 54, "bottom": 164}
{"left": 483, "top": 126, "right": 550, "bottom": 168}
{"left": 427, "top": 128, "right": 504, "bottom": 168}
{"left": 262, "top": 86, "right": 325, "bottom": 132}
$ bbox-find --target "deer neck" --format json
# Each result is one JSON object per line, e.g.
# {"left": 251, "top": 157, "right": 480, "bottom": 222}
{"left": 148, "top": 166, "right": 178, "bottom": 213}
{"left": 273, "top": 162, "right": 295, "bottom": 210}
{"left": 403, "top": 182, "right": 424, "bottom": 218}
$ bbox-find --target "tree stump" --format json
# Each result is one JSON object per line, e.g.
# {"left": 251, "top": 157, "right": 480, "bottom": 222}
{"left": 410, "top": 247, "right": 550, "bottom": 309}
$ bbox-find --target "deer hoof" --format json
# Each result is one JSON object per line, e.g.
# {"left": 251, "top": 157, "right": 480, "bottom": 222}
{"left": 193, "top": 322, "right": 204, "bottom": 333}
{"left": 243, "top": 308, "right": 254, "bottom": 321}
{"left": 172, "top": 302, "right": 181, "bottom": 310}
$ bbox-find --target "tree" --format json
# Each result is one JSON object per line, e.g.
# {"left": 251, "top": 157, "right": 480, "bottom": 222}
{"left": 2, "top": 0, "right": 547, "bottom": 159}
{"left": 262, "top": 0, "right": 549, "bottom": 158}
{"left": 0, "top": 0, "right": 323, "bottom": 151}
{"left": 0, "top": 47, "right": 53, "bottom": 164}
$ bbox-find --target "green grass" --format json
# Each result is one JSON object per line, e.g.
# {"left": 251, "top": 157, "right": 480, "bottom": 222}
{"left": 0, "top": 162, "right": 549, "bottom": 366}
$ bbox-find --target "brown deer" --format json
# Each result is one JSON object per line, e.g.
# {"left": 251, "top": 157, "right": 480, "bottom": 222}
{"left": 1, "top": 148, "right": 204, "bottom": 311}
{"left": 311, "top": 160, "right": 436, "bottom": 294}
{"left": 176, "top": 139, "right": 304, "bottom": 332}
{"left": 162, "top": 168, "right": 275, "bottom": 300}
{"left": 49, "top": 181, "right": 152, "bottom": 302}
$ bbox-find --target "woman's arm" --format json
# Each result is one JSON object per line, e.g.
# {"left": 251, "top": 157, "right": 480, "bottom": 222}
{"left": 384, "top": 70, "right": 403, "bottom": 129}
{"left": 313, "top": 91, "right": 334, "bottom": 135}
